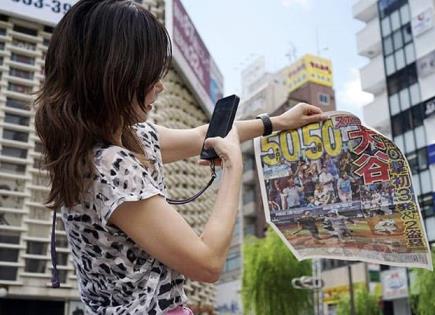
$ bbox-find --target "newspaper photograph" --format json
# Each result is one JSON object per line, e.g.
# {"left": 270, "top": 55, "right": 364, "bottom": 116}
{"left": 254, "top": 111, "right": 432, "bottom": 269}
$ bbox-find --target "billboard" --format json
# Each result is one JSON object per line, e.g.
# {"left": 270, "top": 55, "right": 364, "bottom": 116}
{"left": 165, "top": 0, "right": 224, "bottom": 115}
{"left": 287, "top": 54, "right": 333, "bottom": 94}
{"left": 0, "top": 0, "right": 77, "bottom": 26}
{"left": 254, "top": 111, "right": 432, "bottom": 269}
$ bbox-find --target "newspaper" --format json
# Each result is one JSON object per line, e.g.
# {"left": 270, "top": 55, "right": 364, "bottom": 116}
{"left": 254, "top": 111, "right": 432, "bottom": 269}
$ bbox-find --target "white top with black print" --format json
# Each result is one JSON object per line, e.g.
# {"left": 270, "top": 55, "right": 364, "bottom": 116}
{"left": 61, "top": 123, "right": 187, "bottom": 315}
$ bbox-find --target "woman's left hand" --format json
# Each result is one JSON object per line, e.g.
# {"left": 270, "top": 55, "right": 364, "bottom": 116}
{"left": 272, "top": 103, "right": 328, "bottom": 131}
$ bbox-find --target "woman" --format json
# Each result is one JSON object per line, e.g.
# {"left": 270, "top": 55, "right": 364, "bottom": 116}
{"left": 35, "top": 1, "right": 325, "bottom": 314}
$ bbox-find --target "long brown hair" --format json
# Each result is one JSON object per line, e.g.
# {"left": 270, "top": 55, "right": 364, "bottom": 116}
{"left": 34, "top": 0, "right": 172, "bottom": 209}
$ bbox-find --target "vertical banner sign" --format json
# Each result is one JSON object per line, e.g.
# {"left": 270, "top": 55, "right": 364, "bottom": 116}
{"left": 0, "top": 0, "right": 78, "bottom": 25}
{"left": 254, "top": 112, "right": 432, "bottom": 269}
{"left": 165, "top": 0, "right": 224, "bottom": 115}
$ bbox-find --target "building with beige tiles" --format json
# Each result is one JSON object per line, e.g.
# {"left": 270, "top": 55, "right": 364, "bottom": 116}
{"left": 0, "top": 0, "right": 224, "bottom": 313}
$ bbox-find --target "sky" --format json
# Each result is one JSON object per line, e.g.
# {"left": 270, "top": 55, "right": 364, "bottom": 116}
{"left": 181, "top": 0, "right": 374, "bottom": 118}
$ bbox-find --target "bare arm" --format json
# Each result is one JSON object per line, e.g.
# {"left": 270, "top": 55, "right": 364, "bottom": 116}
{"left": 109, "top": 129, "right": 242, "bottom": 283}
{"left": 154, "top": 103, "right": 326, "bottom": 163}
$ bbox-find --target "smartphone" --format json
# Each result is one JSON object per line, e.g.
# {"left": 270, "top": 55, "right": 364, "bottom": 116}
{"left": 200, "top": 95, "right": 240, "bottom": 160}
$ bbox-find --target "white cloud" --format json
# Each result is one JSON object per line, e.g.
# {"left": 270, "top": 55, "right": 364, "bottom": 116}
{"left": 337, "top": 68, "right": 373, "bottom": 114}
{"left": 280, "top": 0, "right": 311, "bottom": 9}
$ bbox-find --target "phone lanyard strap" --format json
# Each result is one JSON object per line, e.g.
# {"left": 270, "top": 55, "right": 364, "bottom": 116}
{"left": 167, "top": 161, "right": 217, "bottom": 205}
{"left": 50, "top": 208, "right": 61, "bottom": 288}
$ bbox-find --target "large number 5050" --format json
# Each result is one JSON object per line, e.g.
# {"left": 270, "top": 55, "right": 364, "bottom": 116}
{"left": 261, "top": 120, "right": 342, "bottom": 166}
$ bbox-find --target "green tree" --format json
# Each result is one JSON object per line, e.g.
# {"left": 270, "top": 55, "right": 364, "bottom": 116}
{"left": 336, "top": 287, "right": 381, "bottom": 315}
{"left": 242, "top": 228, "right": 313, "bottom": 315}
{"left": 411, "top": 251, "right": 435, "bottom": 315}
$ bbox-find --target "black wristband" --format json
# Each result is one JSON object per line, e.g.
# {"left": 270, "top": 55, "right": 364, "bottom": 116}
{"left": 256, "top": 113, "right": 273, "bottom": 136}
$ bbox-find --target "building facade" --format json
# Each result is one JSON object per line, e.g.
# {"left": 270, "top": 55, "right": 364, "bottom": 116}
{"left": 353, "top": 0, "right": 435, "bottom": 314}
{"left": 0, "top": 0, "right": 221, "bottom": 314}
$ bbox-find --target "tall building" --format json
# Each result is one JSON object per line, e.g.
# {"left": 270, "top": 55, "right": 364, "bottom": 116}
{"left": 238, "top": 54, "right": 336, "bottom": 239}
{"left": 0, "top": 0, "right": 223, "bottom": 314}
{"left": 353, "top": 0, "right": 435, "bottom": 314}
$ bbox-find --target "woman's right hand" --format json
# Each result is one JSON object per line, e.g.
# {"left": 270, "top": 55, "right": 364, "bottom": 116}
{"left": 200, "top": 127, "right": 242, "bottom": 172}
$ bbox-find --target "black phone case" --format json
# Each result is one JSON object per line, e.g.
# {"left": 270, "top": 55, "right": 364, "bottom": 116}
{"left": 200, "top": 95, "right": 240, "bottom": 160}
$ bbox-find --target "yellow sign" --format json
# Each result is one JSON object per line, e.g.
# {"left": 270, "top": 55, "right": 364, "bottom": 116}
{"left": 322, "top": 283, "right": 365, "bottom": 304}
{"left": 287, "top": 54, "right": 333, "bottom": 93}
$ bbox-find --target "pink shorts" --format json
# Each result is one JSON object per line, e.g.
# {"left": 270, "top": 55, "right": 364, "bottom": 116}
{"left": 166, "top": 306, "right": 194, "bottom": 315}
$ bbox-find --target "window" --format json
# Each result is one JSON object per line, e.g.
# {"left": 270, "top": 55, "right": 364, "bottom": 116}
{"left": 412, "top": 174, "right": 421, "bottom": 196}
{"left": 389, "top": 93, "right": 400, "bottom": 115}
{"left": 3, "top": 129, "right": 29, "bottom": 142}
{"left": 391, "top": 10, "right": 401, "bottom": 31}
{"left": 393, "top": 30, "right": 403, "bottom": 50}
{"left": 0, "top": 162, "right": 26, "bottom": 174}
{"left": 381, "top": 17, "right": 391, "bottom": 37}
{"left": 56, "top": 253, "right": 69, "bottom": 266}
{"left": 12, "top": 38, "right": 36, "bottom": 51}
{"left": 10, "top": 53, "right": 35, "bottom": 65}
{"left": 5, "top": 113, "right": 30, "bottom": 126}
{"left": 384, "top": 36, "right": 393, "bottom": 55}
{"left": 393, "top": 135, "right": 404, "bottom": 152}
{"left": 34, "top": 142, "right": 44, "bottom": 153}
{"left": 0, "top": 248, "right": 19, "bottom": 262}
{"left": 404, "top": 130, "right": 415, "bottom": 153}
{"left": 0, "top": 28, "right": 6, "bottom": 36}
{"left": 9, "top": 68, "right": 34, "bottom": 80}
{"left": 409, "top": 83, "right": 420, "bottom": 105}
{"left": 319, "top": 93, "right": 330, "bottom": 106}
{"left": 24, "top": 259, "right": 46, "bottom": 273}
{"left": 0, "top": 42, "right": 4, "bottom": 51}
{"left": 8, "top": 83, "right": 32, "bottom": 94}
{"left": 414, "top": 126, "right": 426, "bottom": 149}
{"left": 395, "top": 49, "right": 405, "bottom": 70}
{"left": 411, "top": 104, "right": 425, "bottom": 128}
{"left": 43, "top": 26, "right": 54, "bottom": 33}
{"left": 405, "top": 43, "right": 415, "bottom": 64}
{"left": 26, "top": 241, "right": 47, "bottom": 255}
{"left": 13, "top": 25, "right": 37, "bottom": 36}
{"left": 400, "top": 4, "right": 410, "bottom": 25}
{"left": 6, "top": 98, "right": 29, "bottom": 111}
{"left": 399, "top": 88, "right": 409, "bottom": 111}
{"left": 1, "top": 146, "right": 27, "bottom": 159}
{"left": 0, "top": 232, "right": 20, "bottom": 244}
{"left": 420, "top": 170, "right": 432, "bottom": 194}
{"left": 417, "top": 148, "right": 428, "bottom": 170}
{"left": 0, "top": 266, "right": 17, "bottom": 281}
{"left": 386, "top": 55, "right": 395, "bottom": 75}
{"left": 403, "top": 25, "right": 412, "bottom": 44}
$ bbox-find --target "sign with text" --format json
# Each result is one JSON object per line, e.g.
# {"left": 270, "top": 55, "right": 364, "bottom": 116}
{"left": 287, "top": 54, "right": 333, "bottom": 94}
{"left": 417, "top": 50, "right": 435, "bottom": 78}
{"left": 412, "top": 7, "right": 434, "bottom": 37}
{"left": 381, "top": 268, "right": 409, "bottom": 301}
{"left": 165, "top": 0, "right": 223, "bottom": 115}
{"left": 254, "top": 112, "right": 432, "bottom": 269}
{"left": 0, "top": 0, "right": 77, "bottom": 26}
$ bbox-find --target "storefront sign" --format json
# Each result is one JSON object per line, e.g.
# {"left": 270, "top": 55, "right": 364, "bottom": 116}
{"left": 0, "top": 0, "right": 77, "bottom": 26}
{"left": 417, "top": 50, "right": 435, "bottom": 78}
{"left": 166, "top": 0, "right": 223, "bottom": 114}
{"left": 381, "top": 268, "right": 408, "bottom": 300}
{"left": 287, "top": 54, "right": 333, "bottom": 94}
{"left": 412, "top": 7, "right": 434, "bottom": 37}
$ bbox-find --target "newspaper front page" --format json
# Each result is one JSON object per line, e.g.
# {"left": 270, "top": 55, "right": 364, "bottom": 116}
{"left": 254, "top": 112, "right": 432, "bottom": 269}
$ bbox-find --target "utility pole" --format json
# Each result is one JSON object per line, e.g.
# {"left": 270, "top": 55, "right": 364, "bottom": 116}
{"left": 347, "top": 262, "right": 356, "bottom": 315}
